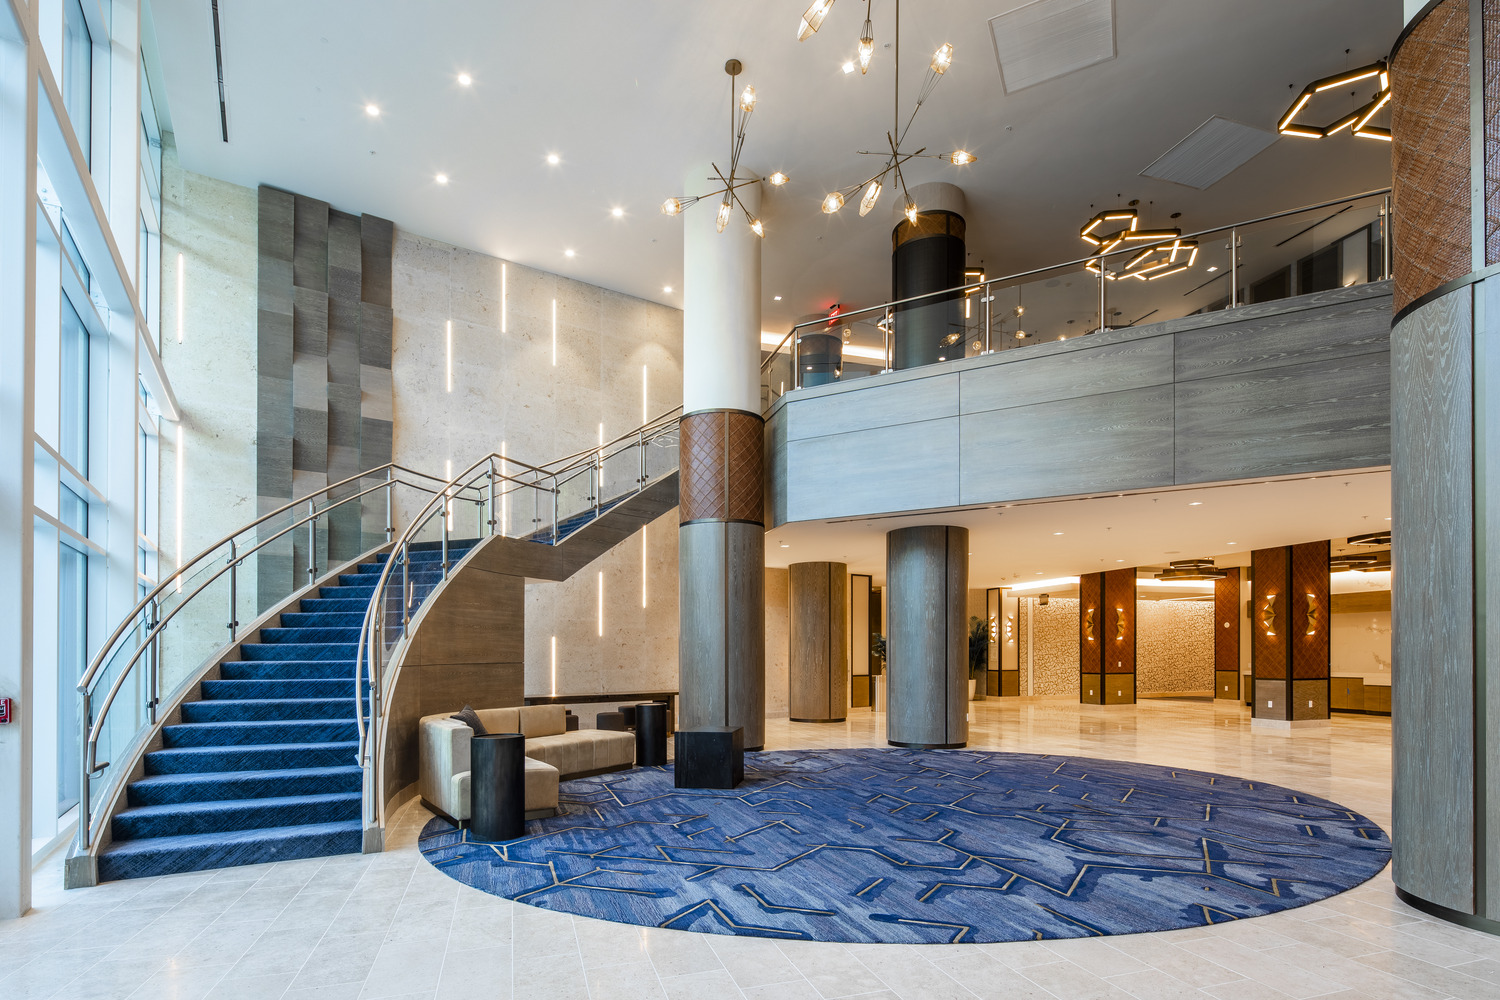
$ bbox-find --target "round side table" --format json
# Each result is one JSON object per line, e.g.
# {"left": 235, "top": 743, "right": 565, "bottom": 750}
{"left": 470, "top": 732, "right": 525, "bottom": 841}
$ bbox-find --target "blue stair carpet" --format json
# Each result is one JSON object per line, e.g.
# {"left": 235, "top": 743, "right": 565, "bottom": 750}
{"left": 418, "top": 748, "right": 1391, "bottom": 944}
{"left": 97, "top": 540, "right": 477, "bottom": 881}
{"left": 527, "top": 495, "right": 629, "bottom": 545}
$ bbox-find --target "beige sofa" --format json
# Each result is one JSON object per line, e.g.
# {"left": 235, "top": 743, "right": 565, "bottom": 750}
{"left": 419, "top": 704, "right": 635, "bottom": 823}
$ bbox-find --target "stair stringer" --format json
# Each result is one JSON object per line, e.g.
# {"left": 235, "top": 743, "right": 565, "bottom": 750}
{"left": 373, "top": 473, "right": 680, "bottom": 830}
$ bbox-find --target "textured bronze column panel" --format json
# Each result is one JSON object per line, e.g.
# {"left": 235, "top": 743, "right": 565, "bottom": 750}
{"left": 1078, "top": 572, "right": 1104, "bottom": 693}
{"left": 1251, "top": 547, "right": 1291, "bottom": 684}
{"left": 1291, "top": 540, "right": 1332, "bottom": 681}
{"left": 1392, "top": 0, "right": 1473, "bottom": 311}
{"left": 1214, "top": 568, "right": 1242, "bottom": 686}
{"left": 679, "top": 409, "right": 764, "bottom": 525}
{"left": 1103, "top": 568, "right": 1136, "bottom": 686}
{"left": 1485, "top": 0, "right": 1500, "bottom": 264}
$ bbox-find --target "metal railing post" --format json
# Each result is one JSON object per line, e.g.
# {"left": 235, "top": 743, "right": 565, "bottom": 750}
{"left": 1383, "top": 195, "right": 1393, "bottom": 280}
{"left": 792, "top": 332, "right": 800, "bottom": 390}
{"left": 884, "top": 311, "right": 892, "bottom": 371}
{"left": 983, "top": 283, "right": 992, "bottom": 354}
{"left": 551, "top": 477, "right": 559, "bottom": 541}
{"left": 78, "top": 690, "right": 92, "bottom": 851}
{"left": 384, "top": 467, "right": 394, "bottom": 542}
{"left": 1230, "top": 226, "right": 1239, "bottom": 308}
{"left": 1098, "top": 262, "right": 1107, "bottom": 333}
{"left": 401, "top": 544, "right": 411, "bottom": 628}
{"left": 487, "top": 458, "right": 497, "bottom": 536}
{"left": 227, "top": 539, "right": 238, "bottom": 641}
{"left": 639, "top": 430, "right": 647, "bottom": 485}
{"left": 594, "top": 454, "right": 602, "bottom": 518}
{"left": 306, "top": 500, "right": 317, "bottom": 584}
{"left": 441, "top": 496, "right": 450, "bottom": 577}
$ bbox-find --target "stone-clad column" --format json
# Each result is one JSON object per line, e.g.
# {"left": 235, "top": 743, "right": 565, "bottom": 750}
{"left": 885, "top": 526, "right": 968, "bottom": 748}
{"left": 678, "top": 169, "right": 766, "bottom": 751}
{"left": 1388, "top": 0, "right": 1500, "bottom": 933}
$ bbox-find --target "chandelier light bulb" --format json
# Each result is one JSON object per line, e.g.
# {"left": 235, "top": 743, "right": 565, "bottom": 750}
{"left": 798, "top": 0, "right": 836, "bottom": 41}
{"left": 716, "top": 198, "right": 732, "bottom": 233}
{"left": 457, "top": 72, "right": 472, "bottom": 87}
{"left": 740, "top": 85, "right": 758, "bottom": 113}
{"left": 822, "top": 191, "right": 846, "bottom": 214}
{"left": 661, "top": 197, "right": 682, "bottom": 216}
{"left": 904, "top": 202, "right": 918, "bottom": 225}
{"left": 858, "top": 179, "right": 882, "bottom": 216}
{"left": 768, "top": 171, "right": 789, "bottom": 186}
{"left": 858, "top": 20, "right": 875, "bottom": 73}
{"left": 750, "top": 218, "right": 765, "bottom": 238}
{"left": 950, "top": 149, "right": 976, "bottom": 165}
{"left": 931, "top": 43, "right": 954, "bottom": 74}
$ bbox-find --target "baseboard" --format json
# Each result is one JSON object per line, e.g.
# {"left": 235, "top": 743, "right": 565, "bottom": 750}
{"left": 1251, "top": 718, "right": 1331, "bottom": 730}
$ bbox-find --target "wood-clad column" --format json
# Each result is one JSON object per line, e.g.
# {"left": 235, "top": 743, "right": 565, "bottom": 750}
{"left": 678, "top": 168, "right": 766, "bottom": 750}
{"left": 1082, "top": 569, "right": 1137, "bottom": 704}
{"left": 886, "top": 526, "right": 968, "bottom": 748}
{"left": 1214, "top": 568, "right": 1242, "bottom": 700}
{"left": 1250, "top": 544, "right": 1330, "bottom": 727}
{"left": 789, "top": 563, "right": 848, "bottom": 722}
{"left": 851, "top": 574, "right": 873, "bottom": 707}
{"left": 1387, "top": 0, "right": 1500, "bottom": 930}
{"left": 1079, "top": 572, "right": 1105, "bottom": 704}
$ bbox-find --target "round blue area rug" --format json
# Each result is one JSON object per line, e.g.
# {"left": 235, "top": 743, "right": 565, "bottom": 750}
{"left": 418, "top": 748, "right": 1389, "bottom": 943}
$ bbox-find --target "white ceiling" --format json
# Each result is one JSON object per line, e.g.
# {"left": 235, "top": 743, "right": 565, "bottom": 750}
{"left": 152, "top": 0, "right": 1400, "bottom": 332}
{"left": 764, "top": 469, "right": 1393, "bottom": 588}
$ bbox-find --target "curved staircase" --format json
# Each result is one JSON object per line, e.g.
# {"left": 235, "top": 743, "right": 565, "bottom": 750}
{"left": 96, "top": 540, "right": 476, "bottom": 881}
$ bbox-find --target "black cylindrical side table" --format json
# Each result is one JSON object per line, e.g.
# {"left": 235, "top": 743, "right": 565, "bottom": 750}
{"left": 635, "top": 702, "right": 668, "bottom": 766}
{"left": 470, "top": 733, "right": 525, "bottom": 841}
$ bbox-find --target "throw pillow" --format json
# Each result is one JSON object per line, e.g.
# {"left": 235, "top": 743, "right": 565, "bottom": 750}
{"left": 450, "top": 705, "right": 487, "bottom": 735}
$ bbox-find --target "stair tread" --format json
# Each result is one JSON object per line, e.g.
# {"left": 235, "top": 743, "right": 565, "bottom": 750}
{"left": 98, "top": 819, "right": 362, "bottom": 857}
{"left": 116, "top": 790, "right": 360, "bottom": 820}
{"left": 130, "top": 764, "right": 362, "bottom": 788}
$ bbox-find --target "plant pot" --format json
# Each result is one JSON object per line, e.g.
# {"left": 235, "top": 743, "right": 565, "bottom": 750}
{"left": 967, "top": 678, "right": 977, "bottom": 701}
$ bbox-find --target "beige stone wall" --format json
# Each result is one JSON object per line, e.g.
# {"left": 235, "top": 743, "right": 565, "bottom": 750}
{"left": 1331, "top": 611, "right": 1392, "bottom": 681}
{"left": 1136, "top": 600, "right": 1214, "bottom": 696}
{"left": 765, "top": 568, "right": 790, "bottom": 717}
{"left": 388, "top": 231, "right": 684, "bottom": 699}
{"left": 1019, "top": 597, "right": 1080, "bottom": 698}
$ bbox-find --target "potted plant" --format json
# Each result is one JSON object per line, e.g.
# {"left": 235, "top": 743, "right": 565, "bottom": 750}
{"left": 870, "top": 633, "right": 886, "bottom": 711}
{"left": 968, "top": 616, "right": 989, "bottom": 701}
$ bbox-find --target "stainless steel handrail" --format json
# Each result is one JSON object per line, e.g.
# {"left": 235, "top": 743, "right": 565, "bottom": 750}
{"left": 352, "top": 407, "right": 683, "bottom": 837}
{"left": 73, "top": 464, "right": 474, "bottom": 854}
{"left": 759, "top": 187, "right": 1394, "bottom": 373}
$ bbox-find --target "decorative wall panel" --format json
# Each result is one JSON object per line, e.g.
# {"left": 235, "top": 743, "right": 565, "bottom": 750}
{"left": 1291, "top": 540, "right": 1332, "bottom": 686}
{"left": 679, "top": 409, "right": 764, "bottom": 524}
{"left": 1022, "top": 597, "right": 1080, "bottom": 698}
{"left": 1214, "top": 568, "right": 1241, "bottom": 699}
{"left": 1079, "top": 573, "right": 1104, "bottom": 704}
{"left": 1137, "top": 601, "right": 1215, "bottom": 696}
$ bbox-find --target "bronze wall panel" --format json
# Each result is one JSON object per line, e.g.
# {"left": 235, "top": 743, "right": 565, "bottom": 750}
{"left": 679, "top": 409, "right": 764, "bottom": 524}
{"left": 1103, "top": 568, "right": 1136, "bottom": 679}
{"left": 1079, "top": 572, "right": 1104, "bottom": 686}
{"left": 1486, "top": 0, "right": 1500, "bottom": 264}
{"left": 1214, "top": 568, "right": 1241, "bottom": 678}
{"left": 1391, "top": 0, "right": 1472, "bottom": 311}
{"left": 1251, "top": 547, "right": 1291, "bottom": 683}
{"left": 1291, "top": 540, "right": 1332, "bottom": 681}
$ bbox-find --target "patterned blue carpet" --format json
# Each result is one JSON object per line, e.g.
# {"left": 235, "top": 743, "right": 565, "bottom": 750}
{"left": 418, "top": 748, "right": 1389, "bottom": 943}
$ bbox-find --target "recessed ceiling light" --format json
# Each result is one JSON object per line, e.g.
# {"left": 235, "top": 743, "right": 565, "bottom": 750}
{"left": 1053, "top": 531, "right": 1064, "bottom": 536}
{"left": 780, "top": 541, "right": 790, "bottom": 548}
{"left": 842, "top": 61, "right": 856, "bottom": 74}
{"left": 365, "top": 103, "right": 381, "bottom": 117}
{"left": 1036, "top": 571, "right": 1044, "bottom": 575}
{"left": 546, "top": 153, "right": 561, "bottom": 165}
{"left": 1227, "top": 542, "right": 1238, "bottom": 545}
{"left": 663, "top": 285, "right": 673, "bottom": 294}
{"left": 1116, "top": 559, "right": 1125, "bottom": 562}
{"left": 564, "top": 248, "right": 576, "bottom": 258}
{"left": 1188, "top": 501, "right": 1203, "bottom": 506}
{"left": 457, "top": 72, "right": 473, "bottom": 87}
{"left": 611, "top": 207, "right": 624, "bottom": 218}
{"left": 435, "top": 173, "right": 449, "bottom": 184}
{"left": 774, "top": 295, "right": 783, "bottom": 301}
{"left": 1207, "top": 265, "right": 1219, "bottom": 272}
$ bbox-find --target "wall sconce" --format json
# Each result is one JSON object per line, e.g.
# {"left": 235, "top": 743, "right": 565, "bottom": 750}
{"left": 1039, "top": 593, "right": 1050, "bottom": 607}
{"left": 1260, "top": 594, "right": 1278, "bottom": 637}
{"left": 1114, "top": 606, "right": 1125, "bottom": 640}
{"left": 1004, "top": 614, "right": 1014, "bottom": 644}
{"left": 1084, "top": 607, "right": 1096, "bottom": 640}
{"left": 1305, "top": 593, "right": 1318, "bottom": 636}
{"left": 989, "top": 616, "right": 998, "bottom": 642}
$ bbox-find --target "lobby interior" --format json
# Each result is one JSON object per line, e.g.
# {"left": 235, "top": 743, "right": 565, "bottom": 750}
{"left": 2, "top": 1, "right": 1499, "bottom": 998}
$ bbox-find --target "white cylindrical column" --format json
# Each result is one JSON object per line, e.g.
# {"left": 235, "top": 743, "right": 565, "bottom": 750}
{"left": 678, "top": 164, "right": 767, "bottom": 751}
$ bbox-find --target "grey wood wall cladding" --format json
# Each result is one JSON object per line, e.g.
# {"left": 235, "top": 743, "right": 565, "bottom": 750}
{"left": 885, "top": 526, "right": 968, "bottom": 748}
{"left": 256, "top": 186, "right": 394, "bottom": 607}
{"left": 1391, "top": 286, "right": 1475, "bottom": 915}
{"left": 789, "top": 563, "right": 849, "bottom": 722}
{"left": 678, "top": 520, "right": 766, "bottom": 750}
{"left": 766, "top": 283, "right": 1392, "bottom": 525}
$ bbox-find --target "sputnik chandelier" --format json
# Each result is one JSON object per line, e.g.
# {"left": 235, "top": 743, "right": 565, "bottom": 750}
{"left": 660, "top": 59, "right": 784, "bottom": 238}
{"left": 1078, "top": 208, "right": 1198, "bottom": 281}
{"left": 798, "top": 0, "right": 876, "bottom": 74}
{"left": 808, "top": 0, "right": 976, "bottom": 220}
{"left": 1277, "top": 60, "right": 1390, "bottom": 141}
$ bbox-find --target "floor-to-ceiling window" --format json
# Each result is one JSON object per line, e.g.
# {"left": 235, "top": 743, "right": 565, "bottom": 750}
{"left": 61, "top": 0, "right": 92, "bottom": 167}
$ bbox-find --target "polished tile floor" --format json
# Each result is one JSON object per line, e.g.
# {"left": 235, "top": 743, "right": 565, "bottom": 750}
{"left": 5, "top": 698, "right": 1498, "bottom": 1000}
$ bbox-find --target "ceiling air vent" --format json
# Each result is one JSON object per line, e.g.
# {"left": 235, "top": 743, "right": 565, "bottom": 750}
{"left": 988, "top": 0, "right": 1116, "bottom": 94}
{"left": 1139, "top": 117, "right": 1277, "bottom": 190}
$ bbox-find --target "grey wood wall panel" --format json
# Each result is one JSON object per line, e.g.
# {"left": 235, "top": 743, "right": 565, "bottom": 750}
{"left": 725, "top": 521, "right": 766, "bottom": 749}
{"left": 1174, "top": 293, "right": 1391, "bottom": 381}
{"left": 785, "top": 372, "right": 957, "bottom": 441}
{"left": 789, "top": 562, "right": 848, "bottom": 721}
{"left": 960, "top": 386, "right": 1175, "bottom": 504}
{"left": 1484, "top": 275, "right": 1500, "bottom": 920}
{"left": 677, "top": 521, "right": 726, "bottom": 735}
{"left": 1174, "top": 353, "right": 1391, "bottom": 485}
{"left": 1391, "top": 287, "right": 1475, "bottom": 913}
{"left": 766, "top": 418, "right": 787, "bottom": 528}
{"left": 786, "top": 417, "right": 960, "bottom": 521}
{"left": 678, "top": 520, "right": 767, "bottom": 748}
{"left": 886, "top": 526, "right": 967, "bottom": 747}
{"left": 292, "top": 195, "right": 328, "bottom": 292}
{"left": 959, "top": 335, "right": 1174, "bottom": 414}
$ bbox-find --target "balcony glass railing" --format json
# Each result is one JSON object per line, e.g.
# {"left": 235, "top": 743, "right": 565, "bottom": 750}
{"left": 761, "top": 188, "right": 1391, "bottom": 408}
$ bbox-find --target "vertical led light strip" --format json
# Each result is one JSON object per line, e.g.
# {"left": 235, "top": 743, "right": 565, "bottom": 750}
{"left": 551, "top": 298, "right": 557, "bottom": 365}
{"left": 500, "top": 263, "right": 507, "bottom": 333}
{"left": 550, "top": 635, "right": 557, "bottom": 695}
{"left": 642, "top": 526, "right": 648, "bottom": 608}
{"left": 597, "top": 570, "right": 604, "bottom": 636}
{"left": 174, "top": 426, "right": 185, "bottom": 592}
{"left": 176, "top": 253, "right": 185, "bottom": 344}
{"left": 445, "top": 320, "right": 453, "bottom": 392}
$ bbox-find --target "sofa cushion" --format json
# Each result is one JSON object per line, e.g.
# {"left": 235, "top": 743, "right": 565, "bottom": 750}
{"left": 524, "top": 732, "right": 597, "bottom": 776}
{"left": 588, "top": 729, "right": 636, "bottom": 771}
{"left": 450, "top": 705, "right": 487, "bottom": 735}
{"left": 519, "top": 704, "right": 567, "bottom": 738}
{"left": 450, "top": 757, "right": 560, "bottom": 821}
{"left": 419, "top": 715, "right": 471, "bottom": 814}
{"left": 476, "top": 707, "right": 520, "bottom": 735}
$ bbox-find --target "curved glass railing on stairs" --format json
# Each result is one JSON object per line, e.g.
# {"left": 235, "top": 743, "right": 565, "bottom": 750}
{"left": 73, "top": 463, "right": 467, "bottom": 860}
{"left": 761, "top": 188, "right": 1393, "bottom": 408}
{"left": 354, "top": 407, "right": 682, "bottom": 840}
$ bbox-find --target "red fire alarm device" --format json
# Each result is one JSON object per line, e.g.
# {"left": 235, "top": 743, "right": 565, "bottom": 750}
{"left": 0, "top": 698, "right": 11, "bottom": 724}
